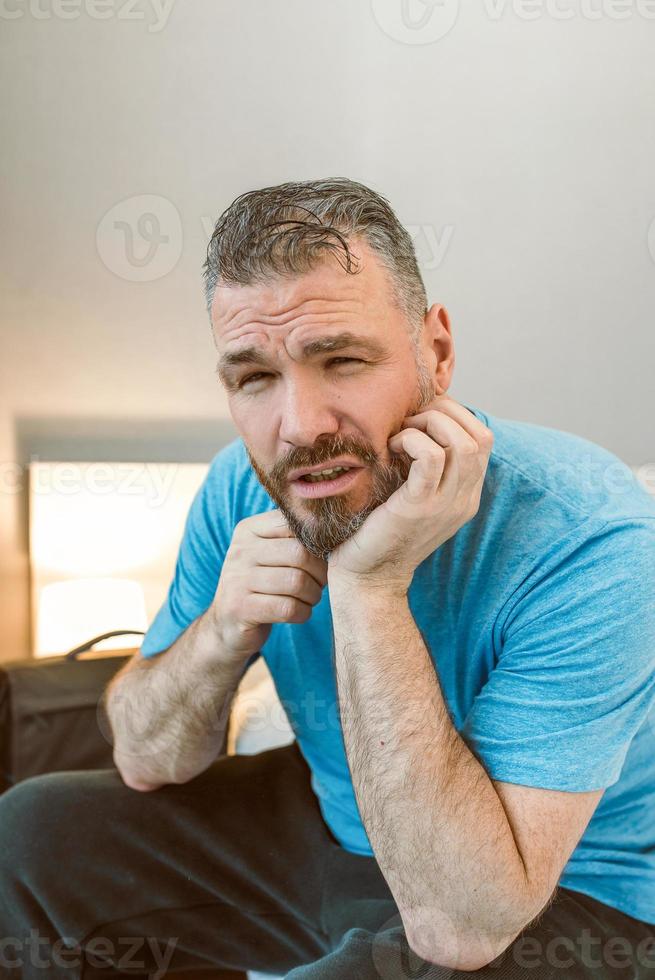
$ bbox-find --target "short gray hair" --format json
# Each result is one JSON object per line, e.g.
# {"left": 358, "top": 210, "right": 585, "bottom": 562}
{"left": 203, "top": 178, "right": 427, "bottom": 332}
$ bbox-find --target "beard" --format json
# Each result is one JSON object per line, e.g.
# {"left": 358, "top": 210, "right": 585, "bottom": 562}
{"left": 244, "top": 347, "right": 436, "bottom": 560}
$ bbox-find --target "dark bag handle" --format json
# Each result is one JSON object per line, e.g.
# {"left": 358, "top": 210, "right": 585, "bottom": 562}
{"left": 65, "top": 631, "right": 145, "bottom": 661}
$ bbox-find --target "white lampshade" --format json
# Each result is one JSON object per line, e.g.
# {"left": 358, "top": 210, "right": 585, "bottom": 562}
{"left": 36, "top": 578, "right": 148, "bottom": 657}
{"left": 29, "top": 460, "right": 210, "bottom": 658}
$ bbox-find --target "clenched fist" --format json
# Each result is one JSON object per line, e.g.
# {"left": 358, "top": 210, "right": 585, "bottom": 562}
{"left": 212, "top": 509, "right": 328, "bottom": 662}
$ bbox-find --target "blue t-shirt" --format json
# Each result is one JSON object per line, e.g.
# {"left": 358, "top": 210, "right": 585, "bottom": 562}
{"left": 141, "top": 404, "right": 655, "bottom": 926}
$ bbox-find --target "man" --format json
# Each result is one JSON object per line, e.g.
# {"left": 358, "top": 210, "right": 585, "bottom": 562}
{"left": 1, "top": 178, "right": 655, "bottom": 979}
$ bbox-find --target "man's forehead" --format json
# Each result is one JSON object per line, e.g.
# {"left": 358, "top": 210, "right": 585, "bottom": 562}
{"left": 211, "top": 239, "right": 396, "bottom": 339}
{"left": 213, "top": 283, "right": 365, "bottom": 338}
{"left": 213, "top": 278, "right": 372, "bottom": 336}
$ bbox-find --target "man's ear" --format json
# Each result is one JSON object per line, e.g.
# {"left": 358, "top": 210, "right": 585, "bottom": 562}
{"left": 424, "top": 304, "right": 455, "bottom": 393}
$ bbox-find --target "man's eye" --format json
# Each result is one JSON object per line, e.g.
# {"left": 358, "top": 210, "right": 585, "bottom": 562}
{"left": 237, "top": 358, "right": 364, "bottom": 389}
{"left": 239, "top": 372, "right": 270, "bottom": 387}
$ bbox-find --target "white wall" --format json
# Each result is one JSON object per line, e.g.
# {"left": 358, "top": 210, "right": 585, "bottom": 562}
{"left": 1, "top": 0, "right": 654, "bottom": 659}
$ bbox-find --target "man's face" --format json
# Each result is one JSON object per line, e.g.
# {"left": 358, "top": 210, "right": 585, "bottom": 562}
{"left": 211, "top": 239, "right": 442, "bottom": 559}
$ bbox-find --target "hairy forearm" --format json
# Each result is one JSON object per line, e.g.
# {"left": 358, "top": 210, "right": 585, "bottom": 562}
{"left": 104, "top": 606, "right": 249, "bottom": 788}
{"left": 328, "top": 578, "right": 536, "bottom": 968}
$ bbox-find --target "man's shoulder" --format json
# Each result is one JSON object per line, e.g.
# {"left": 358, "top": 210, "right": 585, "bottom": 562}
{"left": 467, "top": 404, "right": 655, "bottom": 525}
{"left": 206, "top": 435, "right": 248, "bottom": 476}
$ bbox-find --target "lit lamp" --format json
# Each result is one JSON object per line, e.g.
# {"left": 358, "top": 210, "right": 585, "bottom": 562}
{"left": 36, "top": 578, "right": 148, "bottom": 657}
{"left": 29, "top": 459, "right": 210, "bottom": 659}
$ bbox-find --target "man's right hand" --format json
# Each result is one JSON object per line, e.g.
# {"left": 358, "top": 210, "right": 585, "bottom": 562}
{"left": 211, "top": 509, "right": 328, "bottom": 662}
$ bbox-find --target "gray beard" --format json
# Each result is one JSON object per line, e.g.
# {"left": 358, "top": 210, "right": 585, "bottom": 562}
{"left": 245, "top": 347, "right": 435, "bottom": 559}
{"left": 266, "top": 456, "right": 411, "bottom": 560}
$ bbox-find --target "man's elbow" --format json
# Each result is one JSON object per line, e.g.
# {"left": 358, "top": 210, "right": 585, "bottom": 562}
{"left": 406, "top": 924, "right": 516, "bottom": 973}
{"left": 120, "top": 773, "right": 166, "bottom": 792}
{"left": 113, "top": 751, "right": 168, "bottom": 792}
{"left": 115, "top": 763, "right": 166, "bottom": 792}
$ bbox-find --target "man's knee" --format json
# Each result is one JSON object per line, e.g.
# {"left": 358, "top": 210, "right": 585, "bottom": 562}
{"left": 0, "top": 770, "right": 116, "bottom": 872}
{"left": 1, "top": 775, "right": 60, "bottom": 854}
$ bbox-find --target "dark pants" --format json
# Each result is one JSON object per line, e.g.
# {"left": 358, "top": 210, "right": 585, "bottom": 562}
{"left": 0, "top": 740, "right": 654, "bottom": 979}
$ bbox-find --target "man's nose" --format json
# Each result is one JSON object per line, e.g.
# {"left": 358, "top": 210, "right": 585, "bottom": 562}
{"left": 278, "top": 380, "right": 341, "bottom": 446}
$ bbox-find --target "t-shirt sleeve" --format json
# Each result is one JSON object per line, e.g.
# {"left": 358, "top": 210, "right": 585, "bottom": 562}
{"left": 459, "top": 517, "right": 655, "bottom": 792}
{"left": 139, "top": 444, "right": 259, "bottom": 674}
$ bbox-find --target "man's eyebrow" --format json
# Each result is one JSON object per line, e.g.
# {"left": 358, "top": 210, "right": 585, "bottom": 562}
{"left": 215, "top": 332, "right": 387, "bottom": 383}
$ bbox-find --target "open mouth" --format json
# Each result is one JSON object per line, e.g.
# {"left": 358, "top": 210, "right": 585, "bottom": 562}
{"left": 298, "top": 465, "right": 354, "bottom": 483}
{"left": 291, "top": 466, "right": 363, "bottom": 498}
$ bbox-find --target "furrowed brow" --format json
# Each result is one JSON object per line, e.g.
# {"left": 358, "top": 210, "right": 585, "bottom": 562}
{"left": 214, "top": 347, "right": 270, "bottom": 387}
{"left": 300, "top": 332, "right": 387, "bottom": 359}
{"left": 215, "top": 332, "right": 387, "bottom": 385}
